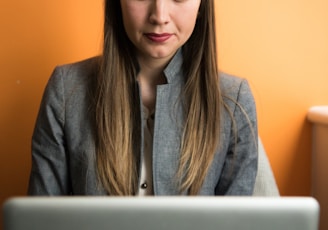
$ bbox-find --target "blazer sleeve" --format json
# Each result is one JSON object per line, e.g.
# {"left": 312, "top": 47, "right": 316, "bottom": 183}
{"left": 28, "top": 67, "right": 71, "bottom": 195}
{"left": 215, "top": 79, "right": 258, "bottom": 195}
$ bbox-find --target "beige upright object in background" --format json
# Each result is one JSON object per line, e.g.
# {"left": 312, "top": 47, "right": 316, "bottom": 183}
{"left": 308, "top": 106, "right": 328, "bottom": 230}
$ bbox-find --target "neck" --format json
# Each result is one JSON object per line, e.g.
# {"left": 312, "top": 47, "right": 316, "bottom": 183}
{"left": 137, "top": 55, "right": 169, "bottom": 85}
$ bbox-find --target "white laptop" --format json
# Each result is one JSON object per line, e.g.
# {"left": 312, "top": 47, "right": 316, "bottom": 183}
{"left": 3, "top": 197, "right": 319, "bottom": 230}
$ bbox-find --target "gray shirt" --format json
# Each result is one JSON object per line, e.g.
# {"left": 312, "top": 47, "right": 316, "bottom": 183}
{"left": 28, "top": 50, "right": 258, "bottom": 196}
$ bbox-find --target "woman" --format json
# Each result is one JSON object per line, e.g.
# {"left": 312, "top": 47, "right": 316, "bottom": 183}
{"left": 28, "top": 0, "right": 258, "bottom": 196}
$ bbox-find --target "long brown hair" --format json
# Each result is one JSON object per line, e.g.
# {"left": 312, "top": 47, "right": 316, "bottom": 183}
{"left": 94, "top": 0, "right": 221, "bottom": 195}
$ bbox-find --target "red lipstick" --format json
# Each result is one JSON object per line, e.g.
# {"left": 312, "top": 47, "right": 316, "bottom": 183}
{"left": 145, "top": 33, "right": 172, "bottom": 43}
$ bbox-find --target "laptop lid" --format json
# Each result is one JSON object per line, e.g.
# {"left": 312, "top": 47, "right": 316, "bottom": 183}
{"left": 3, "top": 197, "right": 319, "bottom": 230}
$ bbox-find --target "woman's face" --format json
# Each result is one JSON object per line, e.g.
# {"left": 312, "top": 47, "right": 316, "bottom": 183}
{"left": 120, "top": 0, "right": 201, "bottom": 63}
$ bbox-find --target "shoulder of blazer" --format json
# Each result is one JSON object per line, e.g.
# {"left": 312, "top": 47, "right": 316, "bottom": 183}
{"left": 218, "top": 72, "right": 256, "bottom": 123}
{"left": 49, "top": 56, "right": 100, "bottom": 101}
{"left": 55, "top": 56, "right": 100, "bottom": 83}
{"left": 219, "top": 72, "right": 245, "bottom": 95}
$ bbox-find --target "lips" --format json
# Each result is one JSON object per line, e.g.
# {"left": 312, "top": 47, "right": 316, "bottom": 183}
{"left": 144, "top": 33, "right": 172, "bottom": 43}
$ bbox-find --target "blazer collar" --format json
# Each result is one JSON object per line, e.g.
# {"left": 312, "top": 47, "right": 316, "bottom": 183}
{"left": 163, "top": 49, "right": 183, "bottom": 84}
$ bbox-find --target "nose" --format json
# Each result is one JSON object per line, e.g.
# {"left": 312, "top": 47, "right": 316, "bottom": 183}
{"left": 149, "top": 0, "right": 169, "bottom": 25}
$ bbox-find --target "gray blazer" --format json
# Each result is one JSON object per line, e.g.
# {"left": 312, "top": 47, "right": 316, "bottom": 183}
{"left": 28, "top": 51, "right": 258, "bottom": 196}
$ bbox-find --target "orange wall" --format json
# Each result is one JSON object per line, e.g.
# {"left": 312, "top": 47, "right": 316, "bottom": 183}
{"left": 0, "top": 1, "right": 103, "bottom": 228}
{"left": 215, "top": 0, "right": 328, "bottom": 196}
{"left": 1, "top": 0, "right": 328, "bottom": 227}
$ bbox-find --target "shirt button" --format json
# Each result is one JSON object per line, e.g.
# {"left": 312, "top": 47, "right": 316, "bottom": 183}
{"left": 141, "top": 183, "right": 148, "bottom": 189}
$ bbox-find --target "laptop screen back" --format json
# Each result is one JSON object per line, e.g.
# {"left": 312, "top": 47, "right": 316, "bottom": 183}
{"left": 3, "top": 197, "right": 319, "bottom": 230}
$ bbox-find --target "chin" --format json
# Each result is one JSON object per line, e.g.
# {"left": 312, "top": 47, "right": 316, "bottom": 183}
{"left": 148, "top": 50, "right": 177, "bottom": 60}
